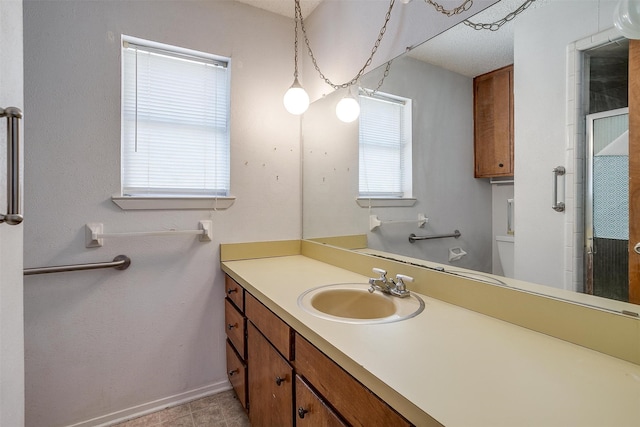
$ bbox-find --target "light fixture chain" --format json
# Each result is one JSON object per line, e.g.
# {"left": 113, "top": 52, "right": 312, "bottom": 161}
{"left": 463, "top": 0, "right": 536, "bottom": 31}
{"left": 361, "top": 60, "right": 393, "bottom": 97}
{"left": 293, "top": 0, "right": 300, "bottom": 78}
{"left": 296, "top": 0, "right": 396, "bottom": 90}
{"left": 424, "top": 0, "right": 474, "bottom": 17}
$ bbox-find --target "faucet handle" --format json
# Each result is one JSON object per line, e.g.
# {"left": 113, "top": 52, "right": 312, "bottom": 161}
{"left": 395, "top": 274, "right": 414, "bottom": 285}
{"left": 372, "top": 268, "right": 387, "bottom": 279}
{"left": 392, "top": 274, "right": 414, "bottom": 297}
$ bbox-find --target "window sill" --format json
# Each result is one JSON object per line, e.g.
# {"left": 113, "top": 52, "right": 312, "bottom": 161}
{"left": 356, "top": 198, "right": 417, "bottom": 208}
{"left": 112, "top": 196, "right": 236, "bottom": 211}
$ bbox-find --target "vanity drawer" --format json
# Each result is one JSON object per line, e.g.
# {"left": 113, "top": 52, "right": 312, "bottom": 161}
{"left": 225, "top": 275, "right": 244, "bottom": 311}
{"left": 295, "top": 375, "right": 347, "bottom": 427}
{"left": 226, "top": 339, "right": 247, "bottom": 410}
{"left": 294, "top": 334, "right": 411, "bottom": 427}
{"left": 225, "top": 298, "right": 246, "bottom": 359}
{"left": 245, "top": 292, "right": 292, "bottom": 360}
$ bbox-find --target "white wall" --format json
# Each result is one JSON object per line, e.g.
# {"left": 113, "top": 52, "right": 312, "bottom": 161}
{"left": 513, "top": 0, "right": 618, "bottom": 289}
{"left": 22, "top": 1, "right": 300, "bottom": 426}
{"left": 303, "top": 56, "right": 493, "bottom": 272}
{"left": 0, "top": 1, "right": 25, "bottom": 425}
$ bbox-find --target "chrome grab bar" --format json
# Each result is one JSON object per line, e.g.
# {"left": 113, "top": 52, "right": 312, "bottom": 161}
{"left": 409, "top": 230, "right": 461, "bottom": 243}
{"left": 24, "top": 255, "right": 131, "bottom": 276}
{"left": 552, "top": 166, "right": 565, "bottom": 212}
{"left": 1, "top": 107, "right": 23, "bottom": 225}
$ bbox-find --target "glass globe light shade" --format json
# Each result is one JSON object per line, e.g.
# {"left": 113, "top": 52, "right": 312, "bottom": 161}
{"left": 283, "top": 79, "right": 310, "bottom": 115}
{"left": 335, "top": 95, "right": 360, "bottom": 123}
{"left": 614, "top": 0, "right": 640, "bottom": 39}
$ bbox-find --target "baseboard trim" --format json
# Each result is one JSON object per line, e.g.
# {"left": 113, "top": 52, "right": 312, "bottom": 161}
{"left": 66, "top": 380, "right": 232, "bottom": 427}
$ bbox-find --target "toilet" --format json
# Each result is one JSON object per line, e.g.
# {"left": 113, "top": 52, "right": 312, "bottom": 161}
{"left": 495, "top": 235, "right": 515, "bottom": 278}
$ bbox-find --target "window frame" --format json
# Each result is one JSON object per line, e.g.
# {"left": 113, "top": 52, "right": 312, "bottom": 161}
{"left": 356, "top": 90, "right": 414, "bottom": 208}
{"left": 114, "top": 35, "right": 234, "bottom": 210}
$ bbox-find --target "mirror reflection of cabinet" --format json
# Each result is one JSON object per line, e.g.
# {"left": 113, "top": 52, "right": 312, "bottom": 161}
{"left": 473, "top": 65, "right": 514, "bottom": 178}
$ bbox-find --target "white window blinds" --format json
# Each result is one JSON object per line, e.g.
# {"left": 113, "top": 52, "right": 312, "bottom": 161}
{"left": 358, "top": 92, "right": 412, "bottom": 198}
{"left": 122, "top": 38, "right": 230, "bottom": 197}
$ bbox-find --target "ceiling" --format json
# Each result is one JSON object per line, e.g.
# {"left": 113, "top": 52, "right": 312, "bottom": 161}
{"left": 234, "top": 0, "right": 550, "bottom": 78}
{"left": 408, "top": 0, "right": 550, "bottom": 77}
{"left": 234, "top": 0, "right": 322, "bottom": 18}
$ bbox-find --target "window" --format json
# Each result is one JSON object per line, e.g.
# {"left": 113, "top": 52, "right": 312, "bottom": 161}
{"left": 120, "top": 36, "right": 230, "bottom": 203}
{"left": 358, "top": 91, "right": 412, "bottom": 199}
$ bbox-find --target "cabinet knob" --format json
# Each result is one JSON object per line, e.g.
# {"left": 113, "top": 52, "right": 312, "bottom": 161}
{"left": 298, "top": 407, "right": 309, "bottom": 419}
{"left": 227, "top": 288, "right": 238, "bottom": 295}
{"left": 498, "top": 163, "right": 504, "bottom": 168}
{"left": 228, "top": 368, "right": 238, "bottom": 376}
{"left": 227, "top": 323, "right": 237, "bottom": 330}
{"left": 275, "top": 376, "right": 284, "bottom": 386}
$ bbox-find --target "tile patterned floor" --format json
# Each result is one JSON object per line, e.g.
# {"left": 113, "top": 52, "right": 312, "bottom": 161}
{"left": 113, "top": 390, "right": 250, "bottom": 427}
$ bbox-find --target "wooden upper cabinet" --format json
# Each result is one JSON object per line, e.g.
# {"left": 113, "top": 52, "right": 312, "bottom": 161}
{"left": 474, "top": 64, "right": 514, "bottom": 178}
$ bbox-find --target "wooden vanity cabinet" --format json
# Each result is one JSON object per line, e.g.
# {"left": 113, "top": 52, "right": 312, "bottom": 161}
{"left": 223, "top": 276, "right": 247, "bottom": 410}
{"left": 225, "top": 275, "right": 244, "bottom": 311}
{"left": 473, "top": 64, "right": 514, "bottom": 178}
{"left": 247, "top": 322, "right": 294, "bottom": 426}
{"left": 295, "top": 375, "right": 347, "bottom": 427}
{"left": 225, "top": 340, "right": 247, "bottom": 408}
{"left": 294, "top": 334, "right": 412, "bottom": 427}
{"left": 223, "top": 274, "right": 412, "bottom": 426}
{"left": 245, "top": 292, "right": 294, "bottom": 426}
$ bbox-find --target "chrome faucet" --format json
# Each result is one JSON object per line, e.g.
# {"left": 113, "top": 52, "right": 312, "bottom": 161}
{"left": 368, "top": 268, "right": 413, "bottom": 298}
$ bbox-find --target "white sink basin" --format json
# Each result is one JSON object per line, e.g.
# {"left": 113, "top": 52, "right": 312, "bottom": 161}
{"left": 298, "top": 283, "right": 425, "bottom": 324}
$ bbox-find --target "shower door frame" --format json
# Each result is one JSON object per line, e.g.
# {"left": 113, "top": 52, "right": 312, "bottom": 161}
{"left": 584, "top": 107, "right": 629, "bottom": 297}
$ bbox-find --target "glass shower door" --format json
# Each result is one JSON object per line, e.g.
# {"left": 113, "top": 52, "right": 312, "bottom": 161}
{"left": 586, "top": 108, "right": 629, "bottom": 301}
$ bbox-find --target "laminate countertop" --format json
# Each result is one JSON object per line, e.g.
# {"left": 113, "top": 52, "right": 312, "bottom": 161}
{"left": 221, "top": 254, "right": 640, "bottom": 427}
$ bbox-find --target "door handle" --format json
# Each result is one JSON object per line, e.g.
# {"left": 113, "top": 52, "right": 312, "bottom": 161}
{"left": 0, "top": 107, "right": 23, "bottom": 225}
{"left": 634, "top": 242, "right": 640, "bottom": 255}
{"left": 552, "top": 166, "right": 565, "bottom": 212}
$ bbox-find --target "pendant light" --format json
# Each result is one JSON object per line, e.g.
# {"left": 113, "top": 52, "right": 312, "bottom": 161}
{"left": 285, "top": 0, "right": 396, "bottom": 119}
{"left": 614, "top": 0, "right": 640, "bottom": 39}
{"left": 335, "top": 92, "right": 360, "bottom": 123}
{"left": 283, "top": 0, "right": 309, "bottom": 115}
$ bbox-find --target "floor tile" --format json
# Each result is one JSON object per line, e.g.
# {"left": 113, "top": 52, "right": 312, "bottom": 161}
{"left": 109, "top": 390, "right": 248, "bottom": 427}
{"left": 160, "top": 403, "right": 192, "bottom": 422}
{"left": 160, "top": 413, "right": 193, "bottom": 427}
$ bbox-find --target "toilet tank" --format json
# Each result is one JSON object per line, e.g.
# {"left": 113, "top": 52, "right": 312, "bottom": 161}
{"left": 495, "top": 235, "right": 515, "bottom": 278}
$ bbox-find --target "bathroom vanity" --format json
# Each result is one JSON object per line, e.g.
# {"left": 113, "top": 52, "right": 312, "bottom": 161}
{"left": 221, "top": 240, "right": 640, "bottom": 426}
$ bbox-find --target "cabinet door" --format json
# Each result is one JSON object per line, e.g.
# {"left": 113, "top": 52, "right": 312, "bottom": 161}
{"left": 295, "top": 375, "right": 347, "bottom": 427}
{"left": 245, "top": 292, "right": 292, "bottom": 359}
{"left": 225, "top": 275, "right": 244, "bottom": 311}
{"left": 226, "top": 339, "right": 247, "bottom": 410}
{"left": 474, "top": 65, "right": 513, "bottom": 177}
{"left": 294, "top": 334, "right": 412, "bottom": 427}
{"left": 225, "top": 299, "right": 246, "bottom": 359}
{"left": 247, "top": 322, "right": 293, "bottom": 427}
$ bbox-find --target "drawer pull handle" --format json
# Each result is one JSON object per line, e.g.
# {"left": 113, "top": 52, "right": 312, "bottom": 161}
{"left": 275, "top": 376, "right": 284, "bottom": 386}
{"left": 227, "top": 323, "right": 237, "bottom": 330}
{"left": 298, "top": 407, "right": 309, "bottom": 419}
{"left": 227, "top": 288, "right": 238, "bottom": 295}
{"left": 228, "top": 368, "right": 239, "bottom": 376}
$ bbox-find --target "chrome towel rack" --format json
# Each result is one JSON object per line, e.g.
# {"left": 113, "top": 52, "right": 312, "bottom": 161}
{"left": 409, "top": 230, "right": 461, "bottom": 243}
{"left": 1, "top": 107, "right": 23, "bottom": 225}
{"left": 24, "top": 255, "right": 131, "bottom": 276}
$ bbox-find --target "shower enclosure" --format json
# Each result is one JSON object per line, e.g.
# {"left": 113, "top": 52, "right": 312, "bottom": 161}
{"left": 585, "top": 108, "right": 629, "bottom": 301}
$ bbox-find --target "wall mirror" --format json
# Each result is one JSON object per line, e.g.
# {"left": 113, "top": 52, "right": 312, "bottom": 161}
{"left": 302, "top": 0, "right": 640, "bottom": 315}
